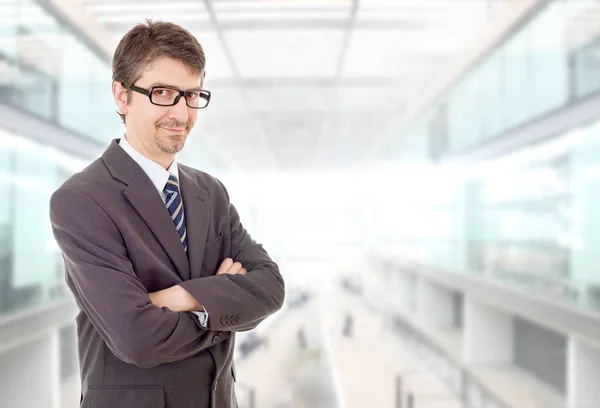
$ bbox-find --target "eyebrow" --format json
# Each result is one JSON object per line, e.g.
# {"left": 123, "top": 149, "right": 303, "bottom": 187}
{"left": 149, "top": 82, "right": 203, "bottom": 91}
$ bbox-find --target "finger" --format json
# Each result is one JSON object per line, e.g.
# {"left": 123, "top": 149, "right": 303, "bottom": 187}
{"left": 217, "top": 258, "right": 233, "bottom": 275}
{"left": 239, "top": 268, "right": 248, "bottom": 275}
{"left": 227, "top": 262, "right": 243, "bottom": 275}
{"left": 216, "top": 258, "right": 234, "bottom": 275}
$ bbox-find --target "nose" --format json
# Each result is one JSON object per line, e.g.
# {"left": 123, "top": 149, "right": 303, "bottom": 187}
{"left": 167, "top": 95, "right": 189, "bottom": 123}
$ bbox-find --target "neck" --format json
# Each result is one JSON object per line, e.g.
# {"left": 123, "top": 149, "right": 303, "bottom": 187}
{"left": 124, "top": 133, "right": 173, "bottom": 170}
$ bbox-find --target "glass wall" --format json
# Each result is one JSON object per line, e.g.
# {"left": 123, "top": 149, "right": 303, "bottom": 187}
{"left": 391, "top": 0, "right": 597, "bottom": 158}
{"left": 0, "top": 0, "right": 231, "bottom": 319}
{"left": 0, "top": 128, "right": 86, "bottom": 317}
{"left": 0, "top": 0, "right": 117, "bottom": 317}
{"left": 0, "top": 0, "right": 120, "bottom": 144}
{"left": 466, "top": 155, "right": 571, "bottom": 299}
{"left": 375, "top": 0, "right": 600, "bottom": 312}
{"left": 572, "top": 36, "right": 600, "bottom": 99}
{"left": 445, "top": 0, "right": 572, "bottom": 151}
{"left": 377, "top": 119, "right": 600, "bottom": 312}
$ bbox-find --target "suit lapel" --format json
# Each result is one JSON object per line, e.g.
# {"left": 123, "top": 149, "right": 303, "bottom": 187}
{"left": 102, "top": 139, "right": 190, "bottom": 280}
{"left": 178, "top": 165, "right": 210, "bottom": 280}
{"left": 123, "top": 174, "right": 190, "bottom": 280}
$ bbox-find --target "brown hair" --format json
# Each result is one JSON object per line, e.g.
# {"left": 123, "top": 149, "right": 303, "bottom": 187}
{"left": 112, "top": 19, "right": 206, "bottom": 124}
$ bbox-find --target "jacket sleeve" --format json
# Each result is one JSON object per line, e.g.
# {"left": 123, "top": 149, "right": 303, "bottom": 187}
{"left": 179, "top": 181, "right": 285, "bottom": 332}
{"left": 50, "top": 187, "right": 226, "bottom": 369}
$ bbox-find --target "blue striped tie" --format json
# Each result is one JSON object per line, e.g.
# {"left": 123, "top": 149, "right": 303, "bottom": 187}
{"left": 164, "top": 174, "right": 188, "bottom": 252}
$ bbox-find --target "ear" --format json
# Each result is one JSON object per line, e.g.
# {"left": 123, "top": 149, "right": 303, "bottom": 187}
{"left": 112, "top": 81, "right": 129, "bottom": 116}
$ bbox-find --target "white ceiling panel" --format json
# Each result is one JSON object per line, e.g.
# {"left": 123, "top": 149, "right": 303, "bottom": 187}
{"left": 213, "top": 0, "right": 353, "bottom": 12}
{"left": 342, "top": 30, "right": 470, "bottom": 78}
{"left": 245, "top": 86, "right": 331, "bottom": 111}
{"left": 225, "top": 30, "right": 344, "bottom": 78}
{"left": 87, "top": 2, "right": 209, "bottom": 24}
{"left": 216, "top": 10, "right": 350, "bottom": 22}
{"left": 74, "top": 0, "right": 515, "bottom": 171}
{"left": 97, "top": 14, "right": 211, "bottom": 24}
{"left": 200, "top": 86, "right": 247, "bottom": 112}
{"left": 358, "top": 0, "right": 501, "bottom": 10}
{"left": 192, "top": 32, "right": 235, "bottom": 80}
{"left": 85, "top": 2, "right": 207, "bottom": 14}
{"left": 194, "top": 112, "right": 262, "bottom": 144}
{"left": 314, "top": 111, "right": 394, "bottom": 165}
{"left": 334, "top": 85, "right": 405, "bottom": 111}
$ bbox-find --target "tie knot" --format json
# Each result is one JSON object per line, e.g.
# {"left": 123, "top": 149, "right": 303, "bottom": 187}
{"left": 164, "top": 174, "right": 180, "bottom": 193}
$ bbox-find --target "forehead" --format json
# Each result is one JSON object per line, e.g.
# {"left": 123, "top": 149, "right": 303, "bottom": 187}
{"left": 138, "top": 57, "right": 202, "bottom": 89}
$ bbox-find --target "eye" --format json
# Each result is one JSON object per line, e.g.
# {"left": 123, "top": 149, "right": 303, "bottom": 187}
{"left": 185, "top": 91, "right": 199, "bottom": 100}
{"left": 153, "top": 88, "right": 173, "bottom": 97}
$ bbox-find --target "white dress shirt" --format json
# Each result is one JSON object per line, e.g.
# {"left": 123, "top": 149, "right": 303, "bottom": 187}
{"left": 118, "top": 136, "right": 208, "bottom": 327}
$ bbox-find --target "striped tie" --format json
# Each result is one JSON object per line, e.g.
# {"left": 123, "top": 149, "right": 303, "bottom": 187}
{"left": 164, "top": 174, "right": 188, "bottom": 252}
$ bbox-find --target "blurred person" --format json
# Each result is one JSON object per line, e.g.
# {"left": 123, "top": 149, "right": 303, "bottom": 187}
{"left": 49, "top": 20, "right": 285, "bottom": 408}
{"left": 297, "top": 326, "right": 307, "bottom": 349}
{"left": 238, "top": 332, "right": 267, "bottom": 359}
{"left": 343, "top": 312, "right": 353, "bottom": 338}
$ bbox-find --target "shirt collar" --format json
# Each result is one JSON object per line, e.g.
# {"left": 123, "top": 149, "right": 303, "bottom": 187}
{"left": 118, "top": 135, "right": 180, "bottom": 193}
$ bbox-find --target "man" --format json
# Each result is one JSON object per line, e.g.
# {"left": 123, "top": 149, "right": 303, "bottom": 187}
{"left": 49, "top": 20, "right": 285, "bottom": 408}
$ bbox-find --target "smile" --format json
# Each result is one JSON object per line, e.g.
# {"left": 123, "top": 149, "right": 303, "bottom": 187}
{"left": 161, "top": 127, "right": 186, "bottom": 133}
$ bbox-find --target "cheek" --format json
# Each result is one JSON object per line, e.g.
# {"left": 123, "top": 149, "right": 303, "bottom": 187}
{"left": 148, "top": 109, "right": 169, "bottom": 127}
{"left": 129, "top": 104, "right": 161, "bottom": 128}
{"left": 188, "top": 111, "right": 198, "bottom": 128}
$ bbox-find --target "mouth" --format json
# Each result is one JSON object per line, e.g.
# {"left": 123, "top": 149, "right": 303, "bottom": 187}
{"left": 160, "top": 127, "right": 186, "bottom": 134}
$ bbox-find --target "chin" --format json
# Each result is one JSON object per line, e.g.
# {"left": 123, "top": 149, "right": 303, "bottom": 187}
{"left": 156, "top": 133, "right": 187, "bottom": 154}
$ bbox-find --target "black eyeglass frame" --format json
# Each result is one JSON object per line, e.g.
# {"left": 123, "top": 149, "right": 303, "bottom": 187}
{"left": 127, "top": 84, "right": 211, "bottom": 109}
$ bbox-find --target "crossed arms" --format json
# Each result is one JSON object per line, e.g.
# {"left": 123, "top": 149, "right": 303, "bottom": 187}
{"left": 148, "top": 258, "right": 248, "bottom": 312}
{"left": 50, "top": 187, "right": 285, "bottom": 369}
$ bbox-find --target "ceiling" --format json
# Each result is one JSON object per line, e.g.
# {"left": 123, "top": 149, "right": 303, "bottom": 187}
{"left": 79, "top": 0, "right": 513, "bottom": 172}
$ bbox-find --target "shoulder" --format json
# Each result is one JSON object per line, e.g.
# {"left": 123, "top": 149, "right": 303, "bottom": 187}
{"left": 178, "top": 163, "right": 231, "bottom": 202}
{"left": 56, "top": 158, "right": 110, "bottom": 196}
{"left": 50, "top": 158, "right": 118, "bottom": 216}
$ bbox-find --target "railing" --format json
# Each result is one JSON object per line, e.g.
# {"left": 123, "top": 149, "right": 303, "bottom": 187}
{"left": 392, "top": 315, "right": 510, "bottom": 408}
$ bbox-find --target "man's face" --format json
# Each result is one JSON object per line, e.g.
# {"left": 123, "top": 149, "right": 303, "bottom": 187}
{"left": 117, "top": 57, "right": 202, "bottom": 159}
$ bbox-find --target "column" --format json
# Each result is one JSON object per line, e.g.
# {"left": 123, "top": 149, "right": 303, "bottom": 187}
{"left": 417, "top": 279, "right": 455, "bottom": 327}
{"left": 567, "top": 336, "right": 600, "bottom": 408}
{"left": 462, "top": 296, "right": 514, "bottom": 364}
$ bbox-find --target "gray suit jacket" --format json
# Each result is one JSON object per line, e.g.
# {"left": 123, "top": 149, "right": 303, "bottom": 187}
{"left": 49, "top": 139, "right": 285, "bottom": 408}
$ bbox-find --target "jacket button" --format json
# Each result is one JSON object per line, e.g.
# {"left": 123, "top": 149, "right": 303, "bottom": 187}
{"left": 220, "top": 315, "right": 227, "bottom": 325}
{"left": 236, "top": 316, "right": 241, "bottom": 323}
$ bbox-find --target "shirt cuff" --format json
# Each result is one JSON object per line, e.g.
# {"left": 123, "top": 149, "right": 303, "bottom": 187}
{"left": 191, "top": 306, "right": 209, "bottom": 328}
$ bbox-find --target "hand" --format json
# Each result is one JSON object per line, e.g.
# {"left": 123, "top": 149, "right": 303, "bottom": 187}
{"left": 216, "top": 258, "right": 247, "bottom": 275}
{"left": 149, "top": 285, "right": 202, "bottom": 312}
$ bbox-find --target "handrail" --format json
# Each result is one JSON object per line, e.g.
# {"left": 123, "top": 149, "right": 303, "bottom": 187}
{"left": 375, "top": 251, "right": 600, "bottom": 348}
{"left": 391, "top": 312, "right": 511, "bottom": 408}
{"left": 0, "top": 297, "right": 77, "bottom": 355}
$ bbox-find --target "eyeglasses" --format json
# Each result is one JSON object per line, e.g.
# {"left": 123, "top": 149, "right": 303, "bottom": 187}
{"left": 128, "top": 84, "right": 211, "bottom": 109}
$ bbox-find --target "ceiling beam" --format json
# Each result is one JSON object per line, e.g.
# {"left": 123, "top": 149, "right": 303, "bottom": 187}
{"left": 202, "top": 0, "right": 280, "bottom": 170}
{"left": 335, "top": 0, "right": 359, "bottom": 79}
{"left": 312, "top": 0, "right": 359, "bottom": 168}
{"left": 105, "top": 19, "right": 432, "bottom": 32}
{"left": 207, "top": 77, "right": 402, "bottom": 88}
{"left": 42, "top": 0, "right": 117, "bottom": 61}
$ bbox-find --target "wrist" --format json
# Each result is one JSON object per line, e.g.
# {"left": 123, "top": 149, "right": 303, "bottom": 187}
{"left": 150, "top": 290, "right": 167, "bottom": 308}
{"left": 175, "top": 285, "right": 202, "bottom": 312}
